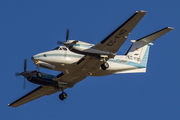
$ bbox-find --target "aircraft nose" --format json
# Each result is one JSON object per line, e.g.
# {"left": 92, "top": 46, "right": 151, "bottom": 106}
{"left": 31, "top": 56, "right": 34, "bottom": 60}
{"left": 31, "top": 52, "right": 47, "bottom": 62}
{"left": 31, "top": 54, "right": 39, "bottom": 61}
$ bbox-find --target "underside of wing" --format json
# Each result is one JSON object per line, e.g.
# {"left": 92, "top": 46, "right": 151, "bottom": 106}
{"left": 53, "top": 56, "right": 104, "bottom": 84}
{"left": 92, "top": 11, "right": 147, "bottom": 54}
{"left": 8, "top": 86, "right": 59, "bottom": 108}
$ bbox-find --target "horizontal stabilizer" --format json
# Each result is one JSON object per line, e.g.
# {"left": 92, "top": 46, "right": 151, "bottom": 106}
{"left": 137, "top": 27, "right": 174, "bottom": 44}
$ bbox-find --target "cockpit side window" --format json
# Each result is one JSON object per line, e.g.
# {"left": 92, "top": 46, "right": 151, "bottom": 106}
{"left": 59, "top": 47, "right": 62, "bottom": 50}
{"left": 62, "top": 47, "right": 67, "bottom": 51}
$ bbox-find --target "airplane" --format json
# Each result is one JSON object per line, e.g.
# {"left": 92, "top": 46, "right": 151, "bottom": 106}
{"left": 8, "top": 10, "right": 173, "bottom": 107}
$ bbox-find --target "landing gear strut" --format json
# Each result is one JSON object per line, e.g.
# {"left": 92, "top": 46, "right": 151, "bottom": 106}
{"left": 36, "top": 63, "right": 42, "bottom": 78}
{"left": 59, "top": 92, "right": 67, "bottom": 100}
{"left": 100, "top": 57, "right": 109, "bottom": 70}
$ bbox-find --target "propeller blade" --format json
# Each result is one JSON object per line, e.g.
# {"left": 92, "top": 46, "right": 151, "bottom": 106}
{"left": 23, "top": 78, "right": 26, "bottom": 89}
{"left": 66, "top": 29, "right": 69, "bottom": 42}
{"left": 24, "top": 59, "right": 27, "bottom": 72}
{"left": 57, "top": 41, "right": 64, "bottom": 45}
{"left": 57, "top": 41, "right": 71, "bottom": 47}
{"left": 15, "top": 72, "right": 21, "bottom": 76}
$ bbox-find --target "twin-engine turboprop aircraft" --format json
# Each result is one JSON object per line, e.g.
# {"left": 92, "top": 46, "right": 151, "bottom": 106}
{"left": 8, "top": 10, "right": 173, "bottom": 107}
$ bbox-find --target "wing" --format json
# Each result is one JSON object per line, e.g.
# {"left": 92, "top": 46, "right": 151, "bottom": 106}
{"left": 53, "top": 56, "right": 103, "bottom": 84}
{"left": 9, "top": 56, "right": 104, "bottom": 108}
{"left": 92, "top": 11, "right": 147, "bottom": 53}
{"left": 8, "top": 86, "right": 59, "bottom": 108}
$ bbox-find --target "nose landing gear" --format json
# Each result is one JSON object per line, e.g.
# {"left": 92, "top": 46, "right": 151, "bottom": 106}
{"left": 36, "top": 72, "right": 42, "bottom": 78}
{"left": 35, "top": 62, "right": 43, "bottom": 78}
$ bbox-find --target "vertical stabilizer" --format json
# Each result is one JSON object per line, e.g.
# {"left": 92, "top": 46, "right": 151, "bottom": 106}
{"left": 126, "top": 41, "right": 151, "bottom": 67}
{"left": 126, "top": 27, "right": 173, "bottom": 68}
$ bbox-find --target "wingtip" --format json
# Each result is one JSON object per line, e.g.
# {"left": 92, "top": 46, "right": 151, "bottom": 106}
{"left": 8, "top": 104, "right": 16, "bottom": 108}
{"left": 167, "top": 27, "right": 174, "bottom": 30}
{"left": 136, "top": 10, "right": 147, "bottom": 13}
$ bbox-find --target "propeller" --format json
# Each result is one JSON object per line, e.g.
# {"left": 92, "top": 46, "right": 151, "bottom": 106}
{"left": 57, "top": 29, "right": 79, "bottom": 46}
{"left": 15, "top": 59, "right": 27, "bottom": 89}
{"left": 23, "top": 59, "right": 27, "bottom": 89}
{"left": 15, "top": 59, "right": 27, "bottom": 76}
{"left": 23, "top": 78, "right": 26, "bottom": 89}
{"left": 66, "top": 29, "right": 69, "bottom": 42}
{"left": 24, "top": 59, "right": 27, "bottom": 72}
{"left": 57, "top": 29, "right": 70, "bottom": 46}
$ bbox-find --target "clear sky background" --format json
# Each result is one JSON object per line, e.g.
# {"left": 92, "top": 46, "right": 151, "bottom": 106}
{"left": 1, "top": 0, "right": 179, "bottom": 120}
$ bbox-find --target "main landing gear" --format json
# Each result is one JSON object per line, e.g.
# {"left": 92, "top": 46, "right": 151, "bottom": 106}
{"left": 101, "top": 61, "right": 109, "bottom": 70}
{"left": 100, "top": 57, "right": 109, "bottom": 70}
{"left": 59, "top": 91, "right": 67, "bottom": 100}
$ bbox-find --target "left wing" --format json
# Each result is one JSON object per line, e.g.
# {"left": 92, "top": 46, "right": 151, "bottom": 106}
{"left": 9, "top": 56, "right": 104, "bottom": 107}
{"left": 92, "top": 11, "right": 146, "bottom": 54}
{"left": 8, "top": 86, "right": 59, "bottom": 107}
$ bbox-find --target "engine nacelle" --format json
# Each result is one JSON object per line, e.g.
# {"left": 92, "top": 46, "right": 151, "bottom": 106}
{"left": 69, "top": 40, "right": 115, "bottom": 58}
{"left": 27, "top": 74, "right": 57, "bottom": 86}
{"left": 27, "top": 74, "right": 71, "bottom": 88}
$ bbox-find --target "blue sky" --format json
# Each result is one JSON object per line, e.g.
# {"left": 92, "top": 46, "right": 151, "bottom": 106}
{"left": 1, "top": 0, "right": 180, "bottom": 119}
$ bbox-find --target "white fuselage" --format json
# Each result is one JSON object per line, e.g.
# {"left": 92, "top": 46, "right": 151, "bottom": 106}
{"left": 31, "top": 46, "right": 145, "bottom": 76}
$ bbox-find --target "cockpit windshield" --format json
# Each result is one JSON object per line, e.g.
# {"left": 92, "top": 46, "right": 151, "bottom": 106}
{"left": 52, "top": 47, "right": 60, "bottom": 50}
{"left": 52, "top": 46, "right": 68, "bottom": 51}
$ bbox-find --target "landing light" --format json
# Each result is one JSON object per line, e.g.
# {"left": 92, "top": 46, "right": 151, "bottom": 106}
{"left": 35, "top": 61, "right": 39, "bottom": 65}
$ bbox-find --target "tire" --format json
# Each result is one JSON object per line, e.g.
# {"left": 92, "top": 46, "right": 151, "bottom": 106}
{"left": 62, "top": 92, "right": 67, "bottom": 99}
{"left": 59, "top": 94, "right": 64, "bottom": 100}
{"left": 104, "top": 62, "right": 109, "bottom": 68}
{"left": 59, "top": 92, "right": 67, "bottom": 100}
{"left": 37, "top": 72, "right": 42, "bottom": 78}
{"left": 101, "top": 62, "right": 109, "bottom": 70}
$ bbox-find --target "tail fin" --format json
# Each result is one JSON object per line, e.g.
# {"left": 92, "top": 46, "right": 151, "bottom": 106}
{"left": 126, "top": 27, "right": 173, "bottom": 68}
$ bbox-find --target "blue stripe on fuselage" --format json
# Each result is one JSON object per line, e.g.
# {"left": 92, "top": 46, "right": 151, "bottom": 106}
{"left": 33, "top": 46, "right": 150, "bottom": 68}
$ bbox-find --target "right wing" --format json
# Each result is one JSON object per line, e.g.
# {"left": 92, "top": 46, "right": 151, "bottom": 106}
{"left": 92, "top": 11, "right": 147, "bottom": 54}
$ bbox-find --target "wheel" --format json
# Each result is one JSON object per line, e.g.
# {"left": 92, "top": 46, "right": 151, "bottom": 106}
{"left": 101, "top": 62, "right": 109, "bottom": 70}
{"left": 104, "top": 62, "right": 109, "bottom": 68}
{"left": 62, "top": 92, "right": 67, "bottom": 99}
{"left": 59, "top": 94, "right": 64, "bottom": 100}
{"left": 59, "top": 92, "right": 67, "bottom": 100}
{"left": 37, "top": 72, "right": 42, "bottom": 78}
